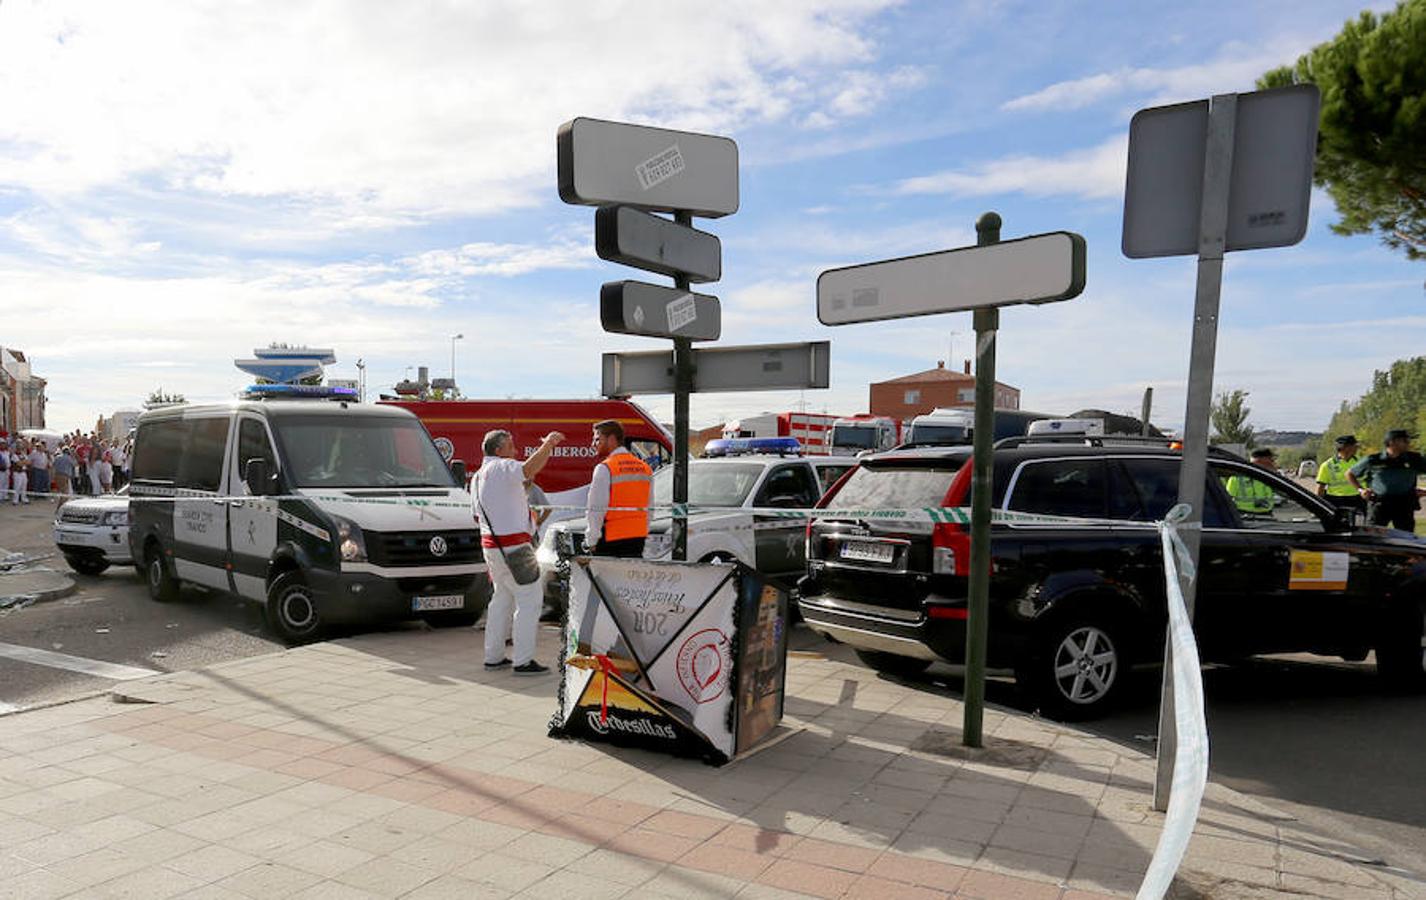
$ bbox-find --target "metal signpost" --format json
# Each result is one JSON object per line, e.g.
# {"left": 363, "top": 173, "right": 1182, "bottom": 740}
{"left": 817, "top": 217, "right": 1086, "bottom": 747}
{"left": 559, "top": 117, "right": 739, "bottom": 561}
{"left": 561, "top": 117, "right": 829, "bottom": 560}
{"left": 1121, "top": 83, "right": 1319, "bottom": 810}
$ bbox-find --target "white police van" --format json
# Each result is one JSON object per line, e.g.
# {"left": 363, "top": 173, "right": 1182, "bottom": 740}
{"left": 128, "top": 385, "right": 489, "bottom": 642}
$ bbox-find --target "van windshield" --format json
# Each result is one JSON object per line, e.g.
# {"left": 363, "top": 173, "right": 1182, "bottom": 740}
{"left": 830, "top": 425, "right": 877, "bottom": 449}
{"left": 908, "top": 424, "right": 970, "bottom": 445}
{"left": 273, "top": 415, "right": 457, "bottom": 489}
{"left": 652, "top": 461, "right": 763, "bottom": 509}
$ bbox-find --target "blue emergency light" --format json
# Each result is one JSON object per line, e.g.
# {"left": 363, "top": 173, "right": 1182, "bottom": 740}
{"left": 703, "top": 436, "right": 802, "bottom": 457}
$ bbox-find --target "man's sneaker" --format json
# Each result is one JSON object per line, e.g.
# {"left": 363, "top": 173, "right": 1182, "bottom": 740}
{"left": 483, "top": 658, "right": 511, "bottom": 670}
{"left": 512, "top": 661, "right": 549, "bottom": 676}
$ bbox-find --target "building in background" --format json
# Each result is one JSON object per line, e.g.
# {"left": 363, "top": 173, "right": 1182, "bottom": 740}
{"left": 106, "top": 409, "right": 140, "bottom": 441}
{"left": 0, "top": 347, "right": 47, "bottom": 436}
{"left": 869, "top": 360, "right": 1019, "bottom": 422}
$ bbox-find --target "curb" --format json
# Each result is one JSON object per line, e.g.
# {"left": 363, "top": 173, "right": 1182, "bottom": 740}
{"left": 0, "top": 545, "right": 78, "bottom": 610}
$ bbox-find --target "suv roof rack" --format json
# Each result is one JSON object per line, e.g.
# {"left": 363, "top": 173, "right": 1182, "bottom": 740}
{"left": 995, "top": 434, "right": 1242, "bottom": 458}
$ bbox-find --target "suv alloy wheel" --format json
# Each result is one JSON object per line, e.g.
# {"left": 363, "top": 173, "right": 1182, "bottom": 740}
{"left": 1019, "top": 615, "right": 1125, "bottom": 720}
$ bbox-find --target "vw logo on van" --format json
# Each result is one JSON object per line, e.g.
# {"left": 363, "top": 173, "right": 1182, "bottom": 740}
{"left": 429, "top": 536, "right": 448, "bottom": 557}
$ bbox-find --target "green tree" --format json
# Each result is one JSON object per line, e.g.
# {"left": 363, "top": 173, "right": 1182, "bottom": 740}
{"left": 1321, "top": 356, "right": 1426, "bottom": 452}
{"left": 1211, "top": 389, "right": 1255, "bottom": 446}
{"left": 1259, "top": 1, "right": 1426, "bottom": 263}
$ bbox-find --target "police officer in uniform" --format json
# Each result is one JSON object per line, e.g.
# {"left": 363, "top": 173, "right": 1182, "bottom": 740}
{"left": 1315, "top": 434, "right": 1365, "bottom": 514}
{"left": 1226, "top": 448, "right": 1276, "bottom": 515}
{"left": 586, "top": 419, "right": 652, "bottom": 557}
{"left": 1347, "top": 429, "right": 1426, "bottom": 532}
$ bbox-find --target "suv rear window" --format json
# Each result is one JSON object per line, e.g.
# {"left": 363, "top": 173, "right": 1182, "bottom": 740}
{"left": 825, "top": 464, "right": 961, "bottom": 510}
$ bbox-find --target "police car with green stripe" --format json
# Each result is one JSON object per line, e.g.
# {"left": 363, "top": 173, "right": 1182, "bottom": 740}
{"left": 128, "top": 385, "right": 490, "bottom": 642}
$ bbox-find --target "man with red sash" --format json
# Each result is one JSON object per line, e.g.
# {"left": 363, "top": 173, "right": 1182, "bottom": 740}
{"left": 586, "top": 419, "right": 652, "bottom": 558}
{"left": 474, "top": 428, "right": 563, "bottom": 675}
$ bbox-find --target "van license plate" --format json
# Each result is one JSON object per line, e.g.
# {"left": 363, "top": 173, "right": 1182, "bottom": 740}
{"left": 839, "top": 541, "right": 894, "bottom": 564}
{"left": 412, "top": 594, "right": 464, "bottom": 612}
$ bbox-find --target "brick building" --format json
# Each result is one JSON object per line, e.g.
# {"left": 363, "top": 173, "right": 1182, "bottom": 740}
{"left": 0, "top": 347, "right": 46, "bottom": 436}
{"left": 869, "top": 360, "right": 1019, "bottom": 422}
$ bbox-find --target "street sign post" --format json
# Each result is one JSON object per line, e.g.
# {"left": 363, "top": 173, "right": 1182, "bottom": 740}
{"left": 1121, "top": 83, "right": 1320, "bottom": 811}
{"left": 596, "top": 206, "right": 722, "bottom": 283}
{"left": 564, "top": 118, "right": 835, "bottom": 562}
{"left": 601, "top": 341, "right": 831, "bottom": 396}
{"left": 817, "top": 218, "right": 1087, "bottom": 748}
{"left": 600, "top": 281, "right": 721, "bottom": 342}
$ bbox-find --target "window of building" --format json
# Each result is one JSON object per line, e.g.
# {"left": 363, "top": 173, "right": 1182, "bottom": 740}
{"left": 958, "top": 388, "right": 974, "bottom": 402}
{"left": 904, "top": 389, "right": 920, "bottom": 405}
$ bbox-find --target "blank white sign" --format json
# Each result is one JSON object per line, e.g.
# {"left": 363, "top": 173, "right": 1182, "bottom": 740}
{"left": 817, "top": 232, "right": 1086, "bottom": 325}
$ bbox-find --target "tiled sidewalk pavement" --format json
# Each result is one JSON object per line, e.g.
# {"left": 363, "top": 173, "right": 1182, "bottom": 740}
{"left": 0, "top": 626, "right": 1419, "bottom": 899}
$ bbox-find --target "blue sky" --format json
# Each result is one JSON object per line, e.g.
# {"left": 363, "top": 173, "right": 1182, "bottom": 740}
{"left": 2, "top": 0, "right": 1419, "bottom": 434}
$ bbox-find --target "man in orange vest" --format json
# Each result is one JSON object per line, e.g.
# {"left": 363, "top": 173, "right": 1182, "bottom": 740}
{"left": 586, "top": 419, "right": 652, "bottom": 557}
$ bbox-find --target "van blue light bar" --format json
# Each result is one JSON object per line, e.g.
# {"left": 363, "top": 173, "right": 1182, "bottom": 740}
{"left": 703, "top": 436, "right": 802, "bottom": 457}
{"left": 243, "top": 384, "right": 358, "bottom": 400}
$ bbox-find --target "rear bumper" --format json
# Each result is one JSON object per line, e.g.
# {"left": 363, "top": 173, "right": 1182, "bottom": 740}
{"left": 304, "top": 568, "right": 492, "bottom": 624}
{"left": 798, "top": 594, "right": 965, "bottom": 662}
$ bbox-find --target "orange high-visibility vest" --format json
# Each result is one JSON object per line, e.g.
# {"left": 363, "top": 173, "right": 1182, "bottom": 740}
{"left": 600, "top": 453, "right": 652, "bottom": 542}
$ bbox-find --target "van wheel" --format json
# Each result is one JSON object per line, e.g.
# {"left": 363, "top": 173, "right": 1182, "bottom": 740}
{"left": 145, "top": 545, "right": 179, "bottom": 602}
{"left": 1018, "top": 615, "right": 1125, "bottom": 721}
{"left": 266, "top": 571, "right": 323, "bottom": 644}
{"left": 854, "top": 649, "right": 932, "bottom": 678}
{"left": 65, "top": 553, "right": 110, "bottom": 576}
{"left": 1375, "top": 602, "right": 1426, "bottom": 692}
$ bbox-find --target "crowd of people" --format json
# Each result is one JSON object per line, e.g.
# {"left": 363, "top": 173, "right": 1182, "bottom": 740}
{"left": 0, "top": 432, "right": 131, "bottom": 504}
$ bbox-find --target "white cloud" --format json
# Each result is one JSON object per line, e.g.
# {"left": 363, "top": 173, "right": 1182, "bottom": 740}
{"left": 404, "top": 239, "right": 593, "bottom": 278}
{"left": 889, "top": 135, "right": 1127, "bottom": 201}
{"left": 1000, "top": 36, "right": 1328, "bottom": 115}
{"left": 0, "top": 0, "right": 900, "bottom": 218}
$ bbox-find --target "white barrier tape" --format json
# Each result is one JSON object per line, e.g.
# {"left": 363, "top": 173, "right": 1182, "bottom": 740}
{"left": 1137, "top": 504, "right": 1209, "bottom": 900}
{"left": 34, "top": 487, "right": 1144, "bottom": 528}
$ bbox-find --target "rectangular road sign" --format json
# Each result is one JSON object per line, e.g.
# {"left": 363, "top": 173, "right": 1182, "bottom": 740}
{"left": 817, "top": 232, "right": 1086, "bottom": 325}
{"left": 601, "top": 281, "right": 721, "bottom": 342}
{"left": 1122, "top": 84, "right": 1320, "bottom": 258}
{"left": 602, "top": 341, "right": 830, "bottom": 396}
{"left": 595, "top": 206, "right": 722, "bottom": 283}
{"left": 558, "top": 118, "right": 738, "bottom": 218}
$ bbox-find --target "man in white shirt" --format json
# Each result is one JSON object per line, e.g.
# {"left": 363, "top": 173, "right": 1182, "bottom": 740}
{"left": 473, "top": 428, "right": 564, "bottom": 675}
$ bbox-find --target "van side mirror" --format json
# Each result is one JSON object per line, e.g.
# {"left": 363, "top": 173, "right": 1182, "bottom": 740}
{"left": 450, "top": 459, "right": 467, "bottom": 484}
{"left": 244, "top": 458, "right": 272, "bottom": 496}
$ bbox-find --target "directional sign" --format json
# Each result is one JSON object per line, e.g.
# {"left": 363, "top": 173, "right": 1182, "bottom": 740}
{"left": 558, "top": 117, "right": 739, "bottom": 218}
{"left": 1122, "top": 84, "right": 1319, "bottom": 258}
{"left": 601, "top": 281, "right": 721, "bottom": 341}
{"left": 595, "top": 206, "right": 722, "bottom": 283}
{"left": 817, "top": 232, "right": 1086, "bottom": 325}
{"left": 603, "top": 341, "right": 830, "bottom": 396}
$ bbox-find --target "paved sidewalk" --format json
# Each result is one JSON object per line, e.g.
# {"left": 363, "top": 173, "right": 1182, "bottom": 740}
{"left": 0, "top": 626, "right": 1419, "bottom": 899}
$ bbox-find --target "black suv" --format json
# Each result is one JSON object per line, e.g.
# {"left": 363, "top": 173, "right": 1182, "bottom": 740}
{"left": 798, "top": 438, "right": 1426, "bottom": 719}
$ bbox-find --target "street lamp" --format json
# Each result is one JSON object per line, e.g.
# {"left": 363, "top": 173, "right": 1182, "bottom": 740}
{"left": 450, "top": 333, "right": 464, "bottom": 389}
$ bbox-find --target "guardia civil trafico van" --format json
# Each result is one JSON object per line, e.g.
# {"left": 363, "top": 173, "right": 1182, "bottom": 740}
{"left": 127, "top": 382, "right": 490, "bottom": 642}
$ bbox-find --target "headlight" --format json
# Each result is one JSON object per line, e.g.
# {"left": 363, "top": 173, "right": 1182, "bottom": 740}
{"left": 102, "top": 510, "right": 129, "bottom": 526}
{"left": 335, "top": 516, "right": 367, "bottom": 563}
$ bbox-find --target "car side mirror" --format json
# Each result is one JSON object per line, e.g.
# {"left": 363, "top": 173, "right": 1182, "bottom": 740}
{"left": 1331, "top": 507, "right": 1356, "bottom": 531}
{"left": 450, "top": 459, "right": 466, "bottom": 485}
{"left": 244, "top": 458, "right": 273, "bottom": 496}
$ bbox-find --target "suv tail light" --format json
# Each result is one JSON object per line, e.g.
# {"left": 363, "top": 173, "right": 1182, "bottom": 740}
{"left": 932, "top": 522, "right": 968, "bottom": 576}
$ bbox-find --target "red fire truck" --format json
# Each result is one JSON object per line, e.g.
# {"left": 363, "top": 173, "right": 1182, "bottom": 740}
{"left": 720, "top": 411, "right": 840, "bottom": 454}
{"left": 383, "top": 399, "right": 672, "bottom": 500}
